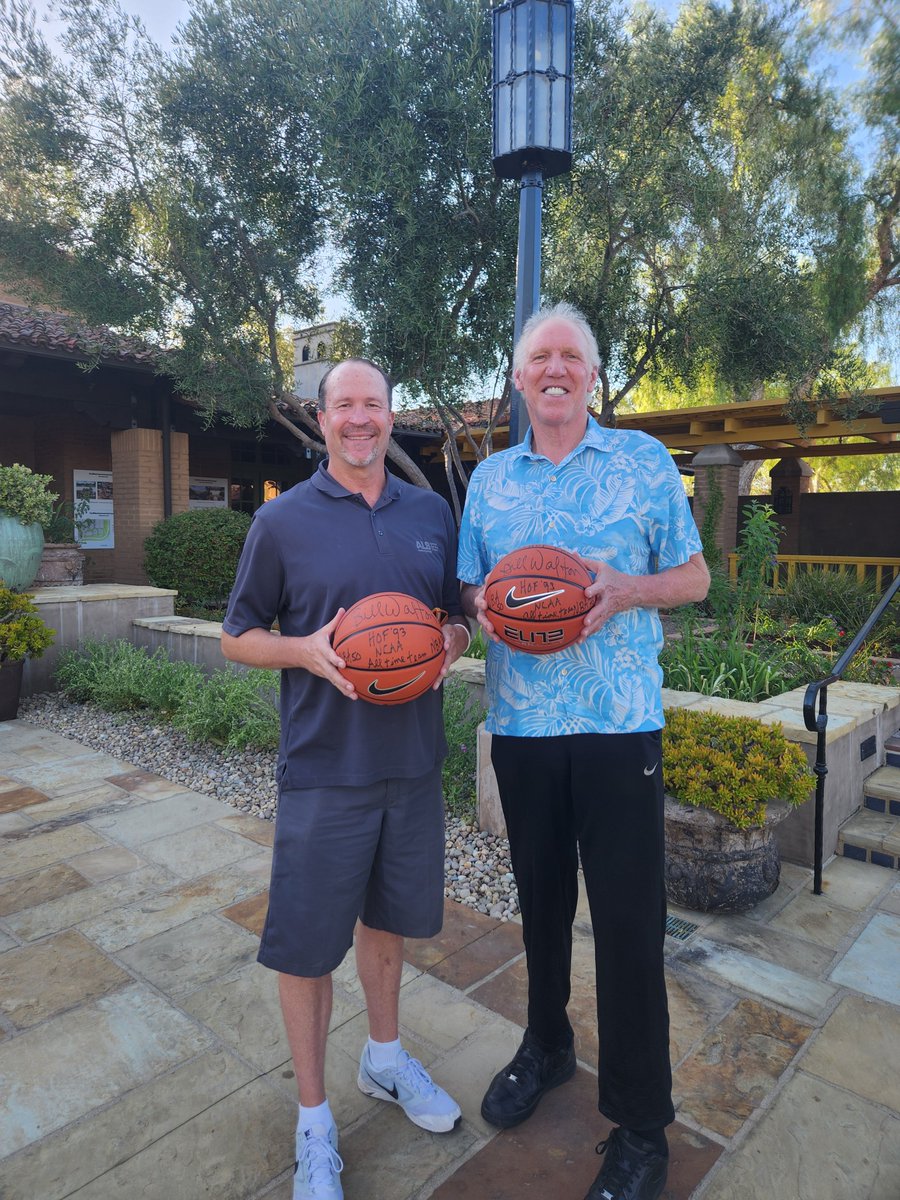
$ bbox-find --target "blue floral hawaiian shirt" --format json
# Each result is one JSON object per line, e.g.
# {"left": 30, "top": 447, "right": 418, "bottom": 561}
{"left": 457, "top": 418, "right": 702, "bottom": 736}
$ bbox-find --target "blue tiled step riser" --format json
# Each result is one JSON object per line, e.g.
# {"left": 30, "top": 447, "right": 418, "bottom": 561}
{"left": 886, "top": 750, "right": 900, "bottom": 768}
{"left": 842, "top": 843, "right": 899, "bottom": 870}
{"left": 863, "top": 795, "right": 900, "bottom": 816}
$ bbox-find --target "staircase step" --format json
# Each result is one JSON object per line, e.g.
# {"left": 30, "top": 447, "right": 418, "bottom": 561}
{"left": 838, "top": 807, "right": 900, "bottom": 870}
{"left": 885, "top": 732, "right": 900, "bottom": 769}
{"left": 862, "top": 765, "right": 900, "bottom": 816}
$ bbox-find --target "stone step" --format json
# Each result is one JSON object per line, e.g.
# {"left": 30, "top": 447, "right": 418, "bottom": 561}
{"left": 862, "top": 764, "right": 900, "bottom": 816}
{"left": 885, "top": 730, "right": 900, "bottom": 768}
{"left": 837, "top": 807, "right": 900, "bottom": 871}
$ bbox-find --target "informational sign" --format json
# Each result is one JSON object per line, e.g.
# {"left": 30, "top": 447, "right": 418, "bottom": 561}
{"left": 188, "top": 477, "right": 228, "bottom": 509}
{"left": 73, "top": 469, "right": 115, "bottom": 549}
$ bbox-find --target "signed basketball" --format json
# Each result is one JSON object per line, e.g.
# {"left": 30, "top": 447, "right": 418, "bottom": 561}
{"left": 484, "top": 545, "right": 592, "bottom": 653}
{"left": 333, "top": 592, "right": 446, "bottom": 704}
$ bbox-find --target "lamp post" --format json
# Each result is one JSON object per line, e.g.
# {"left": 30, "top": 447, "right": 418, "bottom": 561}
{"left": 492, "top": 0, "right": 574, "bottom": 445}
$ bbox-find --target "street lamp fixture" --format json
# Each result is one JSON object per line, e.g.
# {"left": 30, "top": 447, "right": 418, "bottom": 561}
{"left": 492, "top": 0, "right": 574, "bottom": 444}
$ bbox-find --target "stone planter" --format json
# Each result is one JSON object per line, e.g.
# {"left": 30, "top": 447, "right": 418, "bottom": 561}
{"left": 664, "top": 794, "right": 793, "bottom": 914}
{"left": 34, "top": 543, "right": 85, "bottom": 587}
{"left": 0, "top": 511, "right": 43, "bottom": 592}
{"left": 0, "top": 659, "right": 25, "bottom": 721}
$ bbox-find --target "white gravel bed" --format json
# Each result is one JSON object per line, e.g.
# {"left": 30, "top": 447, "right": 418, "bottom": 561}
{"left": 19, "top": 693, "right": 520, "bottom": 920}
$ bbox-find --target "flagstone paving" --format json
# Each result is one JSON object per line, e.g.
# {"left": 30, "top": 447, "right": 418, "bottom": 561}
{"left": 1, "top": 717, "right": 898, "bottom": 1199}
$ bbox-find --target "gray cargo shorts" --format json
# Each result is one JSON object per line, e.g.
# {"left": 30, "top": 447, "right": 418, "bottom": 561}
{"left": 257, "top": 766, "right": 445, "bottom": 977}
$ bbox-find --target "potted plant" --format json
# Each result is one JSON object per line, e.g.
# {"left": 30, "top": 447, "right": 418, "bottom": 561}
{"left": 0, "top": 583, "right": 56, "bottom": 720}
{"left": 0, "top": 463, "right": 58, "bottom": 591}
{"left": 36, "top": 498, "right": 89, "bottom": 587}
{"left": 662, "top": 706, "right": 813, "bottom": 913}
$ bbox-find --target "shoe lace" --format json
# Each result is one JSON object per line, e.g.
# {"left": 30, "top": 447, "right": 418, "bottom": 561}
{"left": 504, "top": 1038, "right": 541, "bottom": 1084}
{"left": 298, "top": 1129, "right": 343, "bottom": 1194}
{"left": 393, "top": 1049, "right": 438, "bottom": 1097}
{"left": 592, "top": 1129, "right": 632, "bottom": 1199}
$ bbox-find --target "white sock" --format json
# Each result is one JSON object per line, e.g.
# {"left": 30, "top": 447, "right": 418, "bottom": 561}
{"left": 367, "top": 1036, "right": 402, "bottom": 1070}
{"left": 298, "top": 1099, "right": 334, "bottom": 1133}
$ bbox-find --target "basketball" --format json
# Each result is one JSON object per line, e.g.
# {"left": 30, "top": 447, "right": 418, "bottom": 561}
{"left": 333, "top": 592, "right": 446, "bottom": 704}
{"left": 484, "top": 545, "right": 593, "bottom": 654}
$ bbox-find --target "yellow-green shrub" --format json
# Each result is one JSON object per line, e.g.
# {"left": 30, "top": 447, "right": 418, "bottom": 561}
{"left": 0, "top": 585, "right": 55, "bottom": 663}
{"left": 662, "top": 706, "right": 812, "bottom": 830}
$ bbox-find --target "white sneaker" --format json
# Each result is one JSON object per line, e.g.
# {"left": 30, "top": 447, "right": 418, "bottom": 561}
{"left": 357, "top": 1045, "right": 461, "bottom": 1133}
{"left": 293, "top": 1122, "right": 343, "bottom": 1199}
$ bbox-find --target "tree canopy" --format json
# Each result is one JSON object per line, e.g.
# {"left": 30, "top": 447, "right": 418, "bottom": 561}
{"left": 1, "top": 0, "right": 896, "bottom": 498}
{"left": 544, "top": 0, "right": 897, "bottom": 426}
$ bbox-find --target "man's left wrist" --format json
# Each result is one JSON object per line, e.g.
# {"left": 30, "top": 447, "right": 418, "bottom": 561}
{"left": 451, "top": 622, "right": 472, "bottom": 654}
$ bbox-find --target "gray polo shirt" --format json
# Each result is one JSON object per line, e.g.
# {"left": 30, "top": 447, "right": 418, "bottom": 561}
{"left": 223, "top": 462, "right": 463, "bottom": 788}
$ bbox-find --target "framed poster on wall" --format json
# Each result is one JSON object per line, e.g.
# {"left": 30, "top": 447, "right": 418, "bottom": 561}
{"left": 188, "top": 477, "right": 228, "bottom": 509}
{"left": 73, "top": 470, "right": 115, "bottom": 548}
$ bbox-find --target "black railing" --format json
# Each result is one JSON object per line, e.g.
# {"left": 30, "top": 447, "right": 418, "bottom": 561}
{"left": 803, "top": 572, "right": 900, "bottom": 894}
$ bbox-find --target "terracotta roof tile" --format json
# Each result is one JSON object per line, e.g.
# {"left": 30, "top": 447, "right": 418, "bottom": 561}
{"left": 392, "top": 398, "right": 507, "bottom": 434}
{"left": 0, "top": 303, "right": 163, "bottom": 368}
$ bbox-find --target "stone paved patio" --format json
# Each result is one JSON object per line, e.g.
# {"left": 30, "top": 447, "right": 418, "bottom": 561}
{"left": 1, "top": 718, "right": 898, "bottom": 1199}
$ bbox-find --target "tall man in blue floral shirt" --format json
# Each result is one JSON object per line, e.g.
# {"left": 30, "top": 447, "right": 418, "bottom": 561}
{"left": 458, "top": 303, "right": 709, "bottom": 1200}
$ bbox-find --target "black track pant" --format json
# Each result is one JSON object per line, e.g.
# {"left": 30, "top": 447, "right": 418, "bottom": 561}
{"left": 491, "top": 730, "right": 675, "bottom": 1130}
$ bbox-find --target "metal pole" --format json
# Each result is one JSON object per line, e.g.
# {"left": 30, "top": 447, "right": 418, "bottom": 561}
{"left": 508, "top": 168, "right": 543, "bottom": 446}
{"left": 812, "top": 688, "right": 829, "bottom": 895}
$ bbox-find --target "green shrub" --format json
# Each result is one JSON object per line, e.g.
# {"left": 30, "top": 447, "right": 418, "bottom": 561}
{"left": 442, "top": 674, "right": 486, "bottom": 820}
{"left": 0, "top": 463, "right": 57, "bottom": 527}
{"left": 144, "top": 508, "right": 251, "bottom": 609}
{"left": 55, "top": 640, "right": 203, "bottom": 712}
{"left": 0, "top": 585, "right": 55, "bottom": 663}
{"left": 661, "top": 623, "right": 792, "bottom": 702}
{"left": 772, "top": 569, "right": 879, "bottom": 631}
{"left": 55, "top": 639, "right": 280, "bottom": 749}
{"left": 663, "top": 706, "right": 812, "bottom": 829}
{"left": 42, "top": 498, "right": 90, "bottom": 543}
{"left": 172, "top": 666, "right": 279, "bottom": 750}
{"left": 661, "top": 610, "right": 897, "bottom": 700}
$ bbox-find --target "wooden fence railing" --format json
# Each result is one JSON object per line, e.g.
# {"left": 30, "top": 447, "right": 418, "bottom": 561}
{"left": 726, "top": 554, "right": 900, "bottom": 594}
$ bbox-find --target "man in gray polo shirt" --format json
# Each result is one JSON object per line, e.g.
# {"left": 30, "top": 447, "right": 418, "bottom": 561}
{"left": 222, "top": 358, "right": 470, "bottom": 1200}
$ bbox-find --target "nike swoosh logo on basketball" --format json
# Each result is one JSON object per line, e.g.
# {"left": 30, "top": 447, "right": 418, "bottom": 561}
{"left": 504, "top": 586, "right": 566, "bottom": 609}
{"left": 644, "top": 763, "right": 658, "bottom": 776}
{"left": 368, "top": 671, "right": 426, "bottom": 697}
{"left": 365, "top": 1069, "right": 399, "bottom": 1099}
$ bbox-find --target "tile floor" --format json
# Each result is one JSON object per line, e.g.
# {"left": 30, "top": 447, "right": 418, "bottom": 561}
{"left": 1, "top": 718, "right": 898, "bottom": 1200}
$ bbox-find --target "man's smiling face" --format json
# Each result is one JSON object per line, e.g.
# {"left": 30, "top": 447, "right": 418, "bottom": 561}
{"left": 317, "top": 361, "right": 394, "bottom": 471}
{"left": 513, "top": 317, "right": 599, "bottom": 435}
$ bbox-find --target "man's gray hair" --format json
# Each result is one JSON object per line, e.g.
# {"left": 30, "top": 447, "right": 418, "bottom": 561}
{"left": 512, "top": 302, "right": 601, "bottom": 374}
{"left": 317, "top": 358, "right": 394, "bottom": 411}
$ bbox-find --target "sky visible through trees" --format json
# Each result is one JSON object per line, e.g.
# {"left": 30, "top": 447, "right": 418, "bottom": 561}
{"left": 12, "top": 0, "right": 898, "bottom": 500}
{"left": 27, "top": 0, "right": 888, "bottom": 352}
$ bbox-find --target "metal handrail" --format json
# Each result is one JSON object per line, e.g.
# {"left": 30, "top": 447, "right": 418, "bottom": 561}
{"left": 803, "top": 571, "right": 900, "bottom": 894}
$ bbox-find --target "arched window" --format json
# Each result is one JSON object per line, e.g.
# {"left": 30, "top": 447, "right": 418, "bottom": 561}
{"left": 301, "top": 345, "right": 310, "bottom": 362}
{"left": 316, "top": 342, "right": 328, "bottom": 360}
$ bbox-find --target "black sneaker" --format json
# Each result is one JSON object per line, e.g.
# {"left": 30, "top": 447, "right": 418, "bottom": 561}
{"left": 584, "top": 1127, "right": 668, "bottom": 1200}
{"left": 480, "top": 1029, "right": 576, "bottom": 1128}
